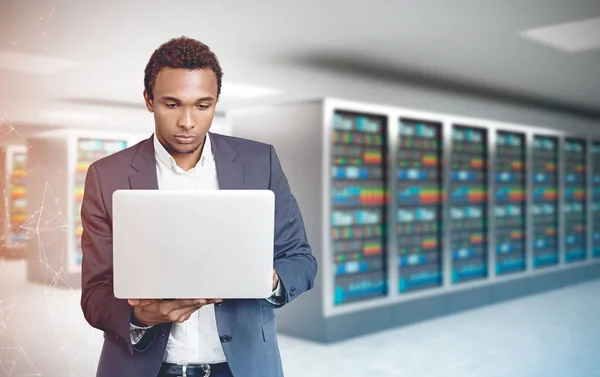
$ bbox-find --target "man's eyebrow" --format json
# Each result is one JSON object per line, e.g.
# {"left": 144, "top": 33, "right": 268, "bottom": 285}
{"left": 159, "top": 96, "right": 215, "bottom": 102}
{"left": 159, "top": 96, "right": 181, "bottom": 102}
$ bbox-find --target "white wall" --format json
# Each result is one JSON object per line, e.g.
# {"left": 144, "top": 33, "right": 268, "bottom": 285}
{"left": 291, "top": 74, "right": 600, "bottom": 134}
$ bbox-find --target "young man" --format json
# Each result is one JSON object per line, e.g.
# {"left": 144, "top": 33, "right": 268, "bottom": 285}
{"left": 80, "top": 36, "right": 317, "bottom": 377}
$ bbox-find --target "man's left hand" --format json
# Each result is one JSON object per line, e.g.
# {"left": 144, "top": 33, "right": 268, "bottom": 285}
{"left": 272, "top": 269, "right": 279, "bottom": 291}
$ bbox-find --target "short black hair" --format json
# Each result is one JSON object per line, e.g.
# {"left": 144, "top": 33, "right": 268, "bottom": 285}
{"left": 144, "top": 36, "right": 223, "bottom": 100}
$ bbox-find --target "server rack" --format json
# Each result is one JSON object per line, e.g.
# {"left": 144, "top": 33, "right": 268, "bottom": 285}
{"left": 531, "top": 135, "right": 560, "bottom": 269}
{"left": 592, "top": 142, "right": 600, "bottom": 259}
{"left": 494, "top": 131, "right": 527, "bottom": 275}
{"left": 230, "top": 98, "right": 600, "bottom": 343}
{"left": 25, "top": 130, "right": 143, "bottom": 288}
{"left": 0, "top": 145, "right": 29, "bottom": 258}
{"left": 330, "top": 110, "right": 389, "bottom": 305}
{"left": 396, "top": 119, "right": 444, "bottom": 293}
{"left": 449, "top": 125, "right": 489, "bottom": 284}
{"left": 563, "top": 138, "right": 587, "bottom": 263}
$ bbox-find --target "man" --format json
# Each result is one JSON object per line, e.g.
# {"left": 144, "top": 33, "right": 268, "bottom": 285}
{"left": 80, "top": 36, "right": 317, "bottom": 377}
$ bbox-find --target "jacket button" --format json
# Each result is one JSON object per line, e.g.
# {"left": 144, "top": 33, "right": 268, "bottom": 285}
{"left": 290, "top": 288, "right": 296, "bottom": 296}
{"left": 220, "top": 335, "right": 232, "bottom": 342}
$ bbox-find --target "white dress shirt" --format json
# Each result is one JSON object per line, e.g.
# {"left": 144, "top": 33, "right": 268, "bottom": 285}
{"left": 129, "top": 133, "right": 282, "bottom": 364}
{"left": 156, "top": 132, "right": 226, "bottom": 364}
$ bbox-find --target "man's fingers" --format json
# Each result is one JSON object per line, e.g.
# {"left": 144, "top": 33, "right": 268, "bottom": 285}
{"left": 128, "top": 299, "right": 159, "bottom": 307}
{"left": 152, "top": 299, "right": 218, "bottom": 315}
{"left": 171, "top": 305, "right": 202, "bottom": 323}
{"left": 176, "top": 299, "right": 206, "bottom": 308}
{"left": 170, "top": 299, "right": 219, "bottom": 322}
{"left": 157, "top": 299, "right": 206, "bottom": 313}
{"left": 175, "top": 307, "right": 198, "bottom": 323}
{"left": 146, "top": 299, "right": 220, "bottom": 307}
{"left": 176, "top": 313, "right": 192, "bottom": 323}
{"left": 137, "top": 299, "right": 213, "bottom": 324}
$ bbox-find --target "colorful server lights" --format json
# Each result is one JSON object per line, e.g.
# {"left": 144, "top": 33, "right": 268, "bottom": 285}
{"left": 449, "top": 126, "right": 488, "bottom": 283}
{"left": 494, "top": 131, "right": 527, "bottom": 275}
{"left": 331, "top": 110, "right": 388, "bottom": 305}
{"left": 8, "top": 152, "right": 28, "bottom": 247}
{"left": 593, "top": 142, "right": 600, "bottom": 258}
{"left": 74, "top": 138, "right": 128, "bottom": 265}
{"left": 563, "top": 138, "right": 587, "bottom": 263}
{"left": 397, "top": 119, "right": 443, "bottom": 293}
{"left": 532, "top": 135, "right": 559, "bottom": 268}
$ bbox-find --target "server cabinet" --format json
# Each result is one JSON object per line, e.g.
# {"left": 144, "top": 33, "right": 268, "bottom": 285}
{"left": 230, "top": 98, "right": 600, "bottom": 343}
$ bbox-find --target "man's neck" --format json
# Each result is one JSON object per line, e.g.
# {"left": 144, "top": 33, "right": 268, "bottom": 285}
{"left": 173, "top": 139, "right": 205, "bottom": 172}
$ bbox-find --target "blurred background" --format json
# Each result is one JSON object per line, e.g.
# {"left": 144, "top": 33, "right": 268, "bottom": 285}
{"left": 1, "top": 1, "right": 600, "bottom": 376}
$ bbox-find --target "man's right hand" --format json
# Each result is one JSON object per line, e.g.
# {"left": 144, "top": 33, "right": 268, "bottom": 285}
{"left": 127, "top": 299, "right": 222, "bottom": 326}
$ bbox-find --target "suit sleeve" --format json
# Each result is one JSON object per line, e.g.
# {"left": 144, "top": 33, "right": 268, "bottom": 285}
{"left": 263, "top": 145, "right": 318, "bottom": 307}
{"left": 79, "top": 164, "right": 137, "bottom": 354}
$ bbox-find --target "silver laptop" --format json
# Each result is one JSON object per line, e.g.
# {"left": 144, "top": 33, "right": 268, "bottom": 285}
{"left": 112, "top": 190, "right": 275, "bottom": 299}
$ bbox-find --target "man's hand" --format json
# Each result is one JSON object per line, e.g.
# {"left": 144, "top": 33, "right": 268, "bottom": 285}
{"left": 272, "top": 269, "right": 279, "bottom": 291}
{"left": 128, "top": 299, "right": 222, "bottom": 326}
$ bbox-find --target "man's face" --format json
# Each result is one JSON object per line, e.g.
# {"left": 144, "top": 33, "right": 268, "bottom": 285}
{"left": 144, "top": 67, "right": 218, "bottom": 156}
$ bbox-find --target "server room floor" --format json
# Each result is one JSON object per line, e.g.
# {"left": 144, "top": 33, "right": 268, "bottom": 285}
{"left": 1, "top": 258, "right": 599, "bottom": 377}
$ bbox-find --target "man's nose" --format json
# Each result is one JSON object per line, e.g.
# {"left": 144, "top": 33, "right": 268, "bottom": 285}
{"left": 178, "top": 108, "right": 195, "bottom": 129}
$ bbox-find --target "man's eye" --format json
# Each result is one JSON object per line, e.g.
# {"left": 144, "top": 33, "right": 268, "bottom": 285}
{"left": 166, "top": 103, "right": 177, "bottom": 108}
{"left": 198, "top": 104, "right": 209, "bottom": 109}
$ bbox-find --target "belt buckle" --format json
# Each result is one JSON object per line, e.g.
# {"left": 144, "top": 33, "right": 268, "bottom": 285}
{"left": 200, "top": 363, "right": 211, "bottom": 377}
{"left": 198, "top": 363, "right": 210, "bottom": 377}
{"left": 179, "top": 363, "right": 210, "bottom": 377}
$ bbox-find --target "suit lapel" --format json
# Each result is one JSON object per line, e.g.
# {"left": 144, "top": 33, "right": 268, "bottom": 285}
{"left": 127, "top": 132, "right": 244, "bottom": 190}
{"left": 209, "top": 132, "right": 245, "bottom": 190}
{"left": 128, "top": 135, "right": 159, "bottom": 190}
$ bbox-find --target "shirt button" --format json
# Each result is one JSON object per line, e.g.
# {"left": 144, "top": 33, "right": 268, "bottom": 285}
{"left": 220, "top": 335, "right": 232, "bottom": 342}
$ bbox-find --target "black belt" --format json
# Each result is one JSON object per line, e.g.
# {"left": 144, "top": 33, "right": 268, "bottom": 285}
{"left": 158, "top": 362, "right": 231, "bottom": 376}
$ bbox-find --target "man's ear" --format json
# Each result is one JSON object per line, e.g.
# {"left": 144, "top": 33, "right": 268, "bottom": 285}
{"left": 143, "top": 89, "right": 154, "bottom": 112}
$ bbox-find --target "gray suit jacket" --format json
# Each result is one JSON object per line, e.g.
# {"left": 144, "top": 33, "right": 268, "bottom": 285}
{"left": 80, "top": 132, "right": 317, "bottom": 377}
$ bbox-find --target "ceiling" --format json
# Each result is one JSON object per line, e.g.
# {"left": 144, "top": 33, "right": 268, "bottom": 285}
{"left": 0, "top": 0, "right": 599, "bottom": 131}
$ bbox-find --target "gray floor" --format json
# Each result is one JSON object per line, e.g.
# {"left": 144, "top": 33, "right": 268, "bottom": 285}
{"left": 1, "top": 258, "right": 599, "bottom": 377}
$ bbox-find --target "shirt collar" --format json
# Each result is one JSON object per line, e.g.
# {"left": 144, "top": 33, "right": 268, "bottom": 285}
{"left": 153, "top": 132, "right": 213, "bottom": 171}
